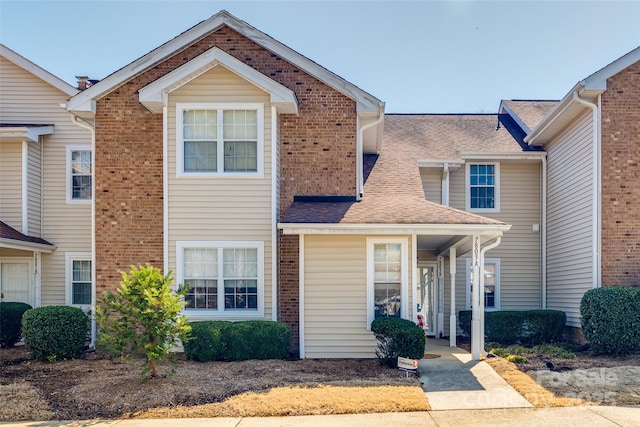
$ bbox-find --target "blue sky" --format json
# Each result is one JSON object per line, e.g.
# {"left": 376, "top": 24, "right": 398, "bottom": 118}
{"left": 1, "top": 1, "right": 639, "bottom": 113}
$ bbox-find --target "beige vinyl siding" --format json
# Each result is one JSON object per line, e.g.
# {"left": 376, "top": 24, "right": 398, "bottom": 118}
{"left": 303, "top": 235, "right": 415, "bottom": 358}
{"left": 167, "top": 65, "right": 274, "bottom": 320}
{"left": 27, "top": 140, "right": 42, "bottom": 237}
{"left": 0, "top": 141, "right": 22, "bottom": 231}
{"left": 1, "top": 55, "right": 92, "bottom": 306}
{"left": 420, "top": 168, "right": 442, "bottom": 204}
{"left": 545, "top": 111, "right": 594, "bottom": 327}
{"left": 444, "top": 161, "right": 542, "bottom": 334}
{"left": 303, "top": 235, "right": 373, "bottom": 358}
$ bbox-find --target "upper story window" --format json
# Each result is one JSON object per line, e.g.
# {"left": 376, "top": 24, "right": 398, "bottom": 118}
{"left": 66, "top": 146, "right": 92, "bottom": 203}
{"left": 177, "top": 241, "right": 264, "bottom": 318}
{"left": 176, "top": 103, "right": 263, "bottom": 177}
{"left": 466, "top": 163, "right": 500, "bottom": 212}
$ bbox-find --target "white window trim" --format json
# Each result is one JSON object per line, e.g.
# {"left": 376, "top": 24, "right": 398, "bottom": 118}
{"left": 176, "top": 241, "right": 265, "bottom": 318}
{"left": 176, "top": 103, "right": 264, "bottom": 178}
{"left": 66, "top": 145, "right": 92, "bottom": 204}
{"left": 366, "top": 237, "right": 409, "bottom": 328}
{"left": 465, "top": 162, "right": 500, "bottom": 213}
{"left": 465, "top": 258, "right": 501, "bottom": 311}
{"left": 65, "top": 252, "right": 93, "bottom": 309}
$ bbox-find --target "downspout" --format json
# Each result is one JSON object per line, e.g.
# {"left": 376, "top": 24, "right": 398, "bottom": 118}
{"left": 71, "top": 114, "right": 96, "bottom": 347}
{"left": 441, "top": 163, "right": 450, "bottom": 206}
{"left": 572, "top": 90, "right": 600, "bottom": 289}
{"left": 479, "top": 236, "right": 501, "bottom": 356}
{"left": 357, "top": 107, "right": 384, "bottom": 199}
{"left": 541, "top": 155, "right": 547, "bottom": 309}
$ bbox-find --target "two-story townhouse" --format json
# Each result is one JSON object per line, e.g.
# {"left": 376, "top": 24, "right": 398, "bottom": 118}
{"left": 500, "top": 47, "right": 640, "bottom": 340}
{"left": 64, "top": 10, "right": 509, "bottom": 360}
{"left": 0, "top": 45, "right": 92, "bottom": 313}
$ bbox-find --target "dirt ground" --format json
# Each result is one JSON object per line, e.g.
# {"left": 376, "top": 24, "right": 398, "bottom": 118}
{"left": 0, "top": 346, "right": 422, "bottom": 421}
{"left": 518, "top": 351, "right": 640, "bottom": 406}
{"left": 2, "top": 344, "right": 639, "bottom": 421}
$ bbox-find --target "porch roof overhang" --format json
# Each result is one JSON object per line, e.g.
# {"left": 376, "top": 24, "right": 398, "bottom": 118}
{"left": 0, "top": 222, "right": 56, "bottom": 253}
{"left": 0, "top": 124, "right": 54, "bottom": 143}
{"left": 277, "top": 222, "right": 511, "bottom": 255}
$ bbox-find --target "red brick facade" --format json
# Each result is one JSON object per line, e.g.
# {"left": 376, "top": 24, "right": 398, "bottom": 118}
{"left": 94, "top": 25, "right": 359, "bottom": 348}
{"left": 600, "top": 61, "right": 640, "bottom": 287}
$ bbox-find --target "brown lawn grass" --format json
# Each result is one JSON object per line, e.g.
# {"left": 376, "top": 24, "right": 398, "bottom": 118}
{"left": 135, "top": 384, "right": 430, "bottom": 418}
{"left": 0, "top": 382, "right": 54, "bottom": 422}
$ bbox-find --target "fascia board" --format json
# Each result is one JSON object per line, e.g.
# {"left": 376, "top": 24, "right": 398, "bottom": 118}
{"left": 583, "top": 46, "right": 640, "bottom": 91}
{"left": 0, "top": 125, "right": 54, "bottom": 142}
{"left": 0, "top": 238, "right": 56, "bottom": 253}
{"left": 277, "top": 223, "right": 511, "bottom": 236}
{"left": 0, "top": 44, "right": 79, "bottom": 97}
{"left": 67, "top": 10, "right": 382, "bottom": 114}
{"left": 499, "top": 101, "right": 531, "bottom": 134}
{"left": 417, "top": 159, "right": 465, "bottom": 168}
{"left": 138, "top": 46, "right": 298, "bottom": 115}
{"left": 524, "top": 83, "right": 582, "bottom": 146}
{"left": 460, "top": 151, "right": 546, "bottom": 161}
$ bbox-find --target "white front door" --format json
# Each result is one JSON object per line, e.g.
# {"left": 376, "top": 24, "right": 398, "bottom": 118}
{"left": 0, "top": 262, "right": 32, "bottom": 305}
{"left": 418, "top": 263, "right": 437, "bottom": 336}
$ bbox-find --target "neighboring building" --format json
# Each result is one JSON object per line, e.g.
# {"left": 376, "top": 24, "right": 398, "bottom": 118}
{"left": 1, "top": 12, "right": 638, "bottom": 357}
{"left": 0, "top": 44, "right": 91, "bottom": 313}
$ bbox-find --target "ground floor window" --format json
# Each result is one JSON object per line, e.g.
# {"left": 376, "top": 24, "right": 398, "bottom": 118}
{"left": 66, "top": 253, "right": 92, "bottom": 307}
{"left": 177, "top": 241, "right": 264, "bottom": 317}
{"left": 367, "top": 238, "right": 408, "bottom": 326}
{"left": 466, "top": 258, "right": 500, "bottom": 310}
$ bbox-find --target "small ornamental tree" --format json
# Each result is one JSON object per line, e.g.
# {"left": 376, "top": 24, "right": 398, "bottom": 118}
{"left": 96, "top": 265, "right": 191, "bottom": 378}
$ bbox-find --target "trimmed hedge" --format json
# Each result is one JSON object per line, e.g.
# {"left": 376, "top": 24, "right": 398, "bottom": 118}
{"left": 458, "top": 310, "right": 566, "bottom": 345}
{"left": 22, "top": 306, "right": 89, "bottom": 362}
{"left": 371, "top": 317, "right": 425, "bottom": 367}
{"left": 184, "top": 320, "right": 291, "bottom": 362}
{"left": 581, "top": 287, "right": 640, "bottom": 356}
{"left": 0, "top": 302, "right": 32, "bottom": 347}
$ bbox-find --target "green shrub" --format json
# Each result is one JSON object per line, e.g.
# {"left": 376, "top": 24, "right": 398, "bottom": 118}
{"left": 96, "top": 265, "right": 191, "bottom": 378}
{"left": 183, "top": 321, "right": 232, "bottom": 361}
{"left": 458, "top": 310, "right": 566, "bottom": 345}
{"left": 22, "top": 306, "right": 88, "bottom": 362}
{"left": 0, "top": 302, "right": 32, "bottom": 347}
{"left": 371, "top": 317, "right": 425, "bottom": 368}
{"left": 184, "top": 320, "right": 291, "bottom": 362}
{"left": 581, "top": 286, "right": 640, "bottom": 356}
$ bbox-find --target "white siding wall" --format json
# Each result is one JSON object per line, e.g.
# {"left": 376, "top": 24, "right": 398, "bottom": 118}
{"left": 545, "top": 111, "right": 594, "bottom": 327}
{"left": 420, "top": 168, "right": 442, "bottom": 204}
{"left": 443, "top": 161, "right": 542, "bottom": 334}
{"left": 0, "top": 141, "right": 22, "bottom": 230}
{"left": 0, "top": 56, "right": 92, "bottom": 306}
{"left": 167, "top": 65, "right": 274, "bottom": 321}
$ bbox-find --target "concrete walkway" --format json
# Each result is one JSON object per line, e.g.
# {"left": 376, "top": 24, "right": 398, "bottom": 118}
{"left": 5, "top": 407, "right": 640, "bottom": 427}
{"left": 419, "top": 339, "right": 532, "bottom": 410}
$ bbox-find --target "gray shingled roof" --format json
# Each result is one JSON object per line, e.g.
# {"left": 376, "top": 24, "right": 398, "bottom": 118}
{"left": 281, "top": 114, "right": 515, "bottom": 226}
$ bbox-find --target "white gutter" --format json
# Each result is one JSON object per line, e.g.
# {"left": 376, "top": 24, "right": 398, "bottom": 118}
{"left": 356, "top": 106, "right": 384, "bottom": 198}
{"left": 278, "top": 223, "right": 511, "bottom": 236}
{"left": 572, "top": 90, "right": 600, "bottom": 289}
{"left": 479, "top": 236, "right": 502, "bottom": 356}
{"left": 70, "top": 114, "right": 97, "bottom": 347}
{"left": 460, "top": 151, "right": 547, "bottom": 161}
{"left": 541, "top": 155, "right": 547, "bottom": 309}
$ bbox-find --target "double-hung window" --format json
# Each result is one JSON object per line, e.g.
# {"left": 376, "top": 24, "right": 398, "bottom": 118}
{"left": 367, "top": 238, "right": 408, "bottom": 327}
{"left": 66, "top": 146, "right": 92, "bottom": 203}
{"left": 466, "top": 163, "right": 499, "bottom": 212}
{"left": 177, "top": 242, "right": 264, "bottom": 317}
{"left": 66, "top": 253, "right": 92, "bottom": 308}
{"left": 466, "top": 258, "right": 500, "bottom": 311}
{"left": 177, "top": 103, "right": 263, "bottom": 177}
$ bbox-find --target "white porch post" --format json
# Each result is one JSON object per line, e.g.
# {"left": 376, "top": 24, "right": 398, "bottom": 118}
{"left": 471, "top": 235, "right": 481, "bottom": 360}
{"left": 479, "top": 249, "right": 486, "bottom": 354}
{"left": 449, "top": 247, "right": 457, "bottom": 347}
{"left": 33, "top": 252, "right": 41, "bottom": 307}
{"left": 437, "top": 256, "right": 444, "bottom": 338}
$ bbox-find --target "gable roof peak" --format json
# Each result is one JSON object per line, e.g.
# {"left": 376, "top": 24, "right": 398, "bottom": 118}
{"left": 66, "top": 9, "right": 382, "bottom": 117}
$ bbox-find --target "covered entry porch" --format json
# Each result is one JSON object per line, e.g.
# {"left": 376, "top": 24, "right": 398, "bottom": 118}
{"left": 280, "top": 222, "right": 510, "bottom": 361}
